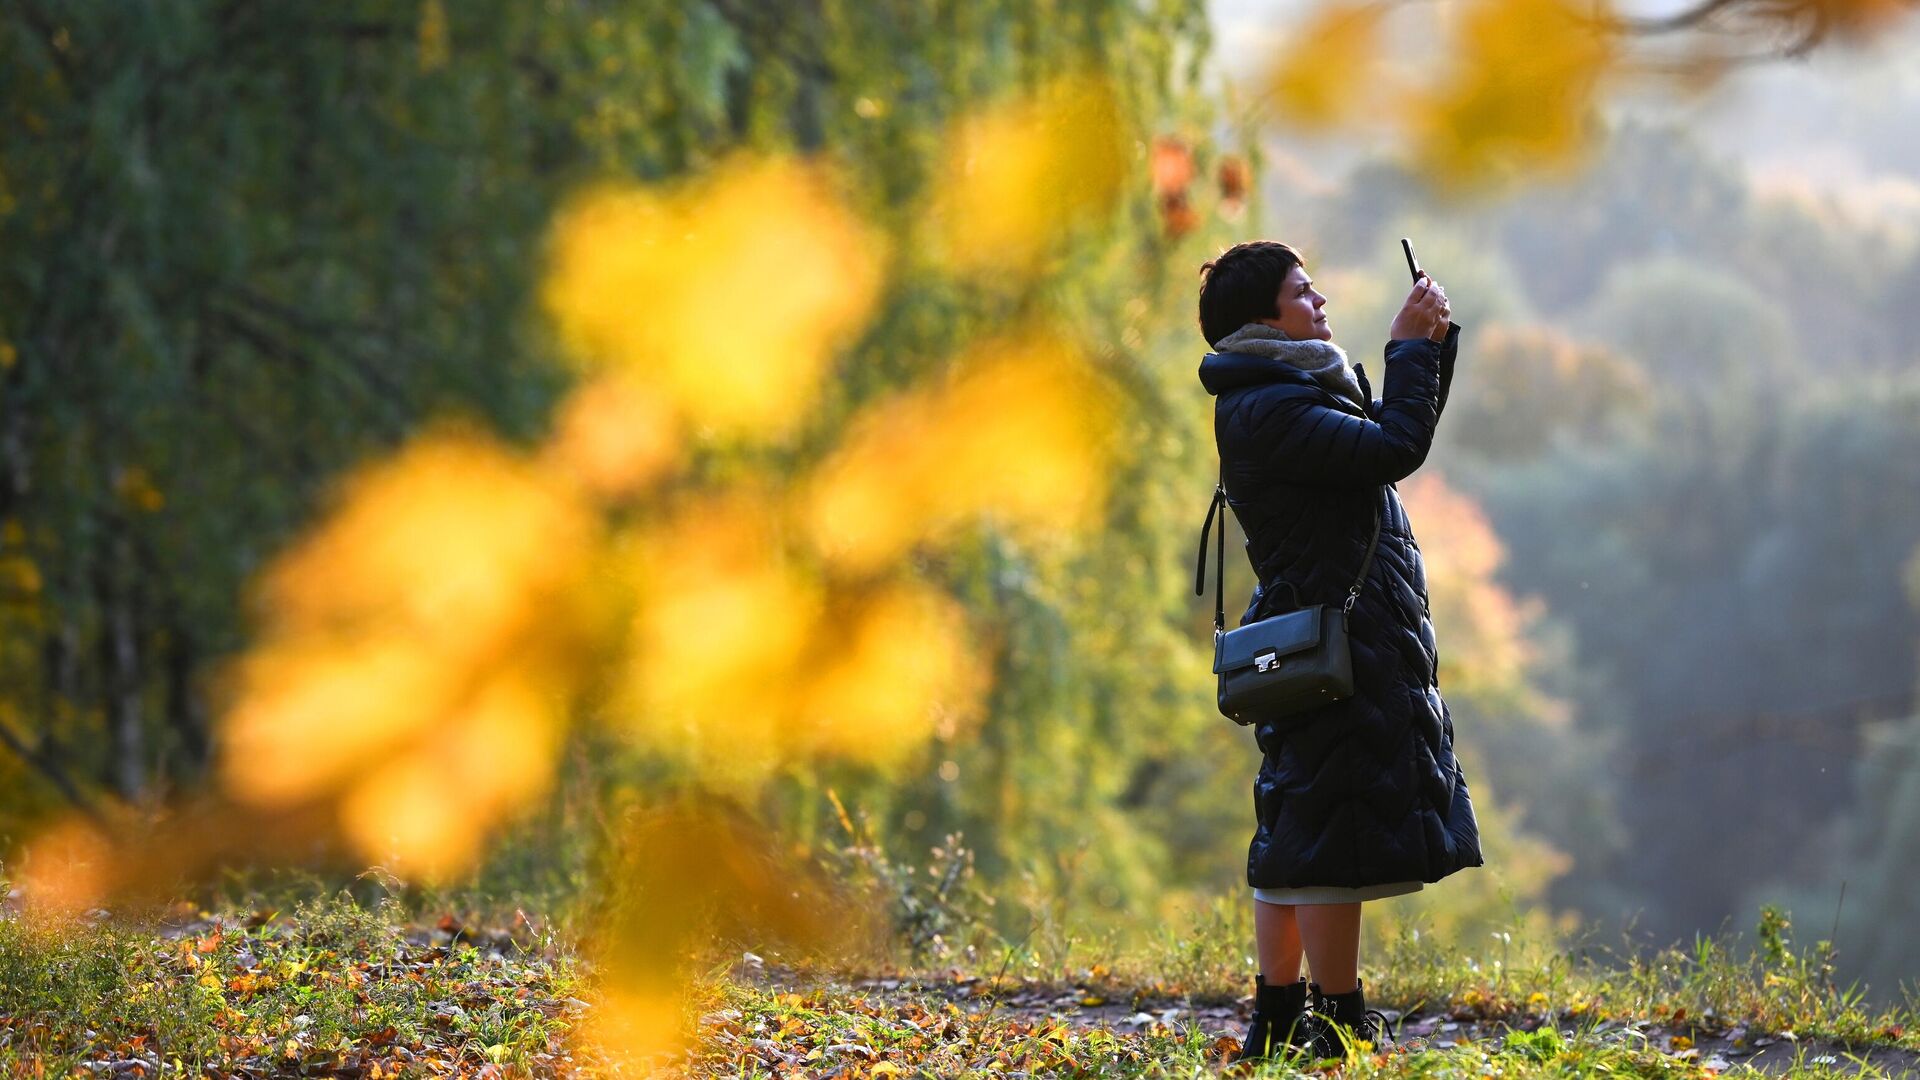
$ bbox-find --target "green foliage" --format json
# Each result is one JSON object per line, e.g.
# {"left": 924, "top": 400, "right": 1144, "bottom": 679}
{"left": 1501, "top": 1023, "right": 1565, "bottom": 1059}
{"left": 1580, "top": 253, "right": 1798, "bottom": 392}
{"left": 820, "top": 812, "right": 998, "bottom": 969}
{"left": 1435, "top": 325, "right": 1652, "bottom": 462}
{"left": 1759, "top": 904, "right": 1794, "bottom": 971}
{"left": 1754, "top": 715, "right": 1920, "bottom": 1007}
{"left": 0, "top": 1, "right": 1234, "bottom": 940}
{"left": 1461, "top": 367, "right": 1920, "bottom": 951}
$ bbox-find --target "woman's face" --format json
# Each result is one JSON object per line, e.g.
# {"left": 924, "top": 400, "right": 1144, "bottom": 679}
{"left": 1258, "top": 264, "right": 1331, "bottom": 341}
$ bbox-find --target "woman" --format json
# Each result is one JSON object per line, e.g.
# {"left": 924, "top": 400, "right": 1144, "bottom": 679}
{"left": 1195, "top": 241, "right": 1486, "bottom": 1062}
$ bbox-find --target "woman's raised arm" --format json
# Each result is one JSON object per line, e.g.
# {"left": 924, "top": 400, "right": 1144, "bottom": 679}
{"left": 1239, "top": 336, "right": 1446, "bottom": 487}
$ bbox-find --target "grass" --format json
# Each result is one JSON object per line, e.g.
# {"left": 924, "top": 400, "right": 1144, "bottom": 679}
{"left": 0, "top": 888, "right": 1913, "bottom": 1077}
{"left": 670, "top": 959, "right": 1917, "bottom": 1079}
{"left": 0, "top": 892, "right": 584, "bottom": 1076}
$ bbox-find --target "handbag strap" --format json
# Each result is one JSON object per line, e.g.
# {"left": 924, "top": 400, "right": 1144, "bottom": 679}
{"left": 1195, "top": 464, "right": 1383, "bottom": 636}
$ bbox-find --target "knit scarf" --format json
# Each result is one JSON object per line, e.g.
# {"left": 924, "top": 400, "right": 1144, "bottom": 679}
{"left": 1210, "top": 322, "right": 1367, "bottom": 415}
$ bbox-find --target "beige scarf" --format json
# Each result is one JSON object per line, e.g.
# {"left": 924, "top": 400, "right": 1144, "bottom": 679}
{"left": 1211, "top": 322, "right": 1367, "bottom": 415}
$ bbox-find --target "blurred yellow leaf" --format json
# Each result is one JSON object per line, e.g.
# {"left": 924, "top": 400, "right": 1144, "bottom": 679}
{"left": 616, "top": 488, "right": 825, "bottom": 788}
{"left": 219, "top": 638, "right": 460, "bottom": 805}
{"left": 417, "top": 0, "right": 449, "bottom": 72}
{"left": 239, "top": 425, "right": 596, "bottom": 653}
{"left": 541, "top": 154, "right": 885, "bottom": 439}
{"left": 1414, "top": 0, "right": 1616, "bottom": 189}
{"left": 1263, "top": 1, "right": 1391, "bottom": 130}
{"left": 338, "top": 668, "right": 568, "bottom": 878}
{"left": 0, "top": 553, "right": 40, "bottom": 596}
{"left": 115, "top": 465, "right": 165, "bottom": 512}
{"left": 214, "top": 424, "right": 598, "bottom": 877}
{"left": 615, "top": 490, "right": 992, "bottom": 785}
{"left": 801, "top": 330, "right": 1120, "bottom": 574}
{"left": 795, "top": 578, "right": 989, "bottom": 762}
{"left": 542, "top": 371, "right": 683, "bottom": 500}
{"left": 586, "top": 799, "right": 856, "bottom": 1065}
{"left": 928, "top": 74, "right": 1129, "bottom": 276}
{"left": 14, "top": 818, "right": 112, "bottom": 920}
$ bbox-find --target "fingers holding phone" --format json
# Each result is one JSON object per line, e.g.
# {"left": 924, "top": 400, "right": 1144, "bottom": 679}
{"left": 1398, "top": 238, "right": 1450, "bottom": 342}
{"left": 1389, "top": 275, "right": 1449, "bottom": 342}
{"left": 1424, "top": 275, "right": 1450, "bottom": 341}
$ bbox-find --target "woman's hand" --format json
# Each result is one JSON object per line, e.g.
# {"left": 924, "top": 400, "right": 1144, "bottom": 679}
{"left": 1388, "top": 274, "right": 1450, "bottom": 343}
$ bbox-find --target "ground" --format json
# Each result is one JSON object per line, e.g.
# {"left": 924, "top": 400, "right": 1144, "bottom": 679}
{"left": 1, "top": 898, "right": 1914, "bottom": 1077}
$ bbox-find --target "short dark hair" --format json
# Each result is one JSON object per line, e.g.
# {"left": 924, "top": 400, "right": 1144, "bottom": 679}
{"left": 1197, "top": 241, "right": 1304, "bottom": 348}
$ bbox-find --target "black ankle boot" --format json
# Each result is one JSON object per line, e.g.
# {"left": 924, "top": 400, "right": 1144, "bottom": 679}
{"left": 1306, "top": 977, "right": 1395, "bottom": 1058}
{"left": 1233, "top": 974, "right": 1313, "bottom": 1062}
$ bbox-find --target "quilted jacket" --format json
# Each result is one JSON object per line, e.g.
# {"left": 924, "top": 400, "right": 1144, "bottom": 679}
{"left": 1198, "top": 323, "right": 1486, "bottom": 889}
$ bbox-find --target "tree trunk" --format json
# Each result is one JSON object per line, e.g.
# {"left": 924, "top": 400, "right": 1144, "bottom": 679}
{"left": 99, "top": 534, "right": 145, "bottom": 803}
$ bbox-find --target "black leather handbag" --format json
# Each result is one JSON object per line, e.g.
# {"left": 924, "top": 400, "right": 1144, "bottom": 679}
{"left": 1194, "top": 470, "right": 1383, "bottom": 725}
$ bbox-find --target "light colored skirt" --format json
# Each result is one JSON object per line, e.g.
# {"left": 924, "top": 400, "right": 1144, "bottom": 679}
{"left": 1252, "top": 880, "right": 1424, "bottom": 905}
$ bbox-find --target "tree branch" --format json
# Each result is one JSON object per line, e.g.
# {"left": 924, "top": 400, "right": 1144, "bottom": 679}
{"left": 0, "top": 713, "right": 107, "bottom": 826}
{"left": 1583, "top": 0, "right": 1919, "bottom": 59}
{"left": 207, "top": 303, "right": 413, "bottom": 439}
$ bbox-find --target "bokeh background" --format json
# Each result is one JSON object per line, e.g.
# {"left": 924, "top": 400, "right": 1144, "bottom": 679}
{"left": 3, "top": 0, "right": 1918, "bottom": 1059}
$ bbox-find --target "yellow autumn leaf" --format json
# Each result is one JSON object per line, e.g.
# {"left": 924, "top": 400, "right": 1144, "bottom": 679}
{"left": 115, "top": 465, "right": 165, "bottom": 512}
{"left": 613, "top": 489, "right": 992, "bottom": 786}
{"left": 239, "top": 425, "right": 596, "bottom": 653}
{"left": 219, "top": 637, "right": 462, "bottom": 805}
{"left": 214, "top": 424, "right": 599, "bottom": 878}
{"left": 541, "top": 154, "right": 885, "bottom": 440}
{"left": 927, "top": 73, "right": 1129, "bottom": 276}
{"left": 417, "top": 0, "right": 449, "bottom": 72}
{"left": 800, "top": 330, "right": 1119, "bottom": 574}
{"left": 793, "top": 578, "right": 989, "bottom": 764}
{"left": 586, "top": 803, "right": 846, "bottom": 1066}
{"left": 1413, "top": 0, "right": 1616, "bottom": 190}
{"left": 541, "top": 371, "right": 683, "bottom": 500}
{"left": 337, "top": 667, "right": 569, "bottom": 878}
{"left": 614, "top": 488, "right": 825, "bottom": 788}
{"left": 12, "top": 817, "right": 112, "bottom": 921}
{"left": 0, "top": 552, "right": 40, "bottom": 596}
{"left": 1263, "top": 1, "right": 1392, "bottom": 130}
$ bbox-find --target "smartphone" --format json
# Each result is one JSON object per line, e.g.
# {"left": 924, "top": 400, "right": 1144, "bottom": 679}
{"left": 1401, "top": 238, "right": 1424, "bottom": 283}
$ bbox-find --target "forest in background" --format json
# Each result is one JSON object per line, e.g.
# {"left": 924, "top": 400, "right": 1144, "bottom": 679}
{"left": 1258, "top": 112, "right": 1920, "bottom": 997}
{"left": 3, "top": 1, "right": 1918, "bottom": 1053}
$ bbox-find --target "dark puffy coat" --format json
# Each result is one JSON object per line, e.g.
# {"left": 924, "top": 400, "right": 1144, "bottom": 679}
{"left": 1198, "top": 324, "right": 1485, "bottom": 890}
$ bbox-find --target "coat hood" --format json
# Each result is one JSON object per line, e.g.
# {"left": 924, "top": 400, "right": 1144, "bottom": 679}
{"left": 1198, "top": 327, "right": 1372, "bottom": 415}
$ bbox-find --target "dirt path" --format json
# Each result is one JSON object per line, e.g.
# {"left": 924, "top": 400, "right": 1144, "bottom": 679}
{"left": 827, "top": 971, "right": 1920, "bottom": 1076}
